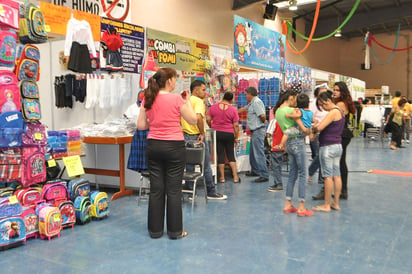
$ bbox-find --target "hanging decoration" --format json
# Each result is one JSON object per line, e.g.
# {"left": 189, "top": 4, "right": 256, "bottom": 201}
{"left": 284, "top": 0, "right": 361, "bottom": 42}
{"left": 283, "top": 0, "right": 321, "bottom": 54}
{"left": 364, "top": 24, "right": 412, "bottom": 66}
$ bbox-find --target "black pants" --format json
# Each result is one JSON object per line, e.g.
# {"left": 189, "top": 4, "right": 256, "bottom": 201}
{"left": 146, "top": 139, "right": 185, "bottom": 238}
{"left": 391, "top": 123, "right": 402, "bottom": 148}
{"left": 216, "top": 131, "right": 236, "bottom": 163}
{"left": 340, "top": 137, "right": 351, "bottom": 194}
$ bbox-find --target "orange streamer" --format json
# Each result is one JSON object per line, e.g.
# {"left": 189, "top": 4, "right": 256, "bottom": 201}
{"left": 285, "top": 0, "right": 321, "bottom": 54}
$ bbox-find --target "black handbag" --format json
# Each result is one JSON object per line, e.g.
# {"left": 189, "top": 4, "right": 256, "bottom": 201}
{"left": 46, "top": 160, "right": 61, "bottom": 181}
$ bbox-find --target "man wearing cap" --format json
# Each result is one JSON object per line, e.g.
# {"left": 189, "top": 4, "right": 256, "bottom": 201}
{"left": 239, "top": 87, "right": 269, "bottom": 182}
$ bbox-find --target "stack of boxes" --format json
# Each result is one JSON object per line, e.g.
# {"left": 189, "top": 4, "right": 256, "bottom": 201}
{"left": 46, "top": 130, "right": 82, "bottom": 159}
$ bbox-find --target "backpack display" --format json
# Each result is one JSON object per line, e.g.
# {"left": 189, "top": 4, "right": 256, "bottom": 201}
{"left": 14, "top": 44, "right": 40, "bottom": 81}
{"left": 35, "top": 202, "right": 61, "bottom": 240}
{"left": 0, "top": 0, "right": 20, "bottom": 29}
{"left": 58, "top": 200, "right": 75, "bottom": 229}
{"left": 68, "top": 178, "right": 90, "bottom": 201}
{"left": 74, "top": 196, "right": 91, "bottom": 225}
{"left": 0, "top": 148, "right": 22, "bottom": 182}
{"left": 0, "top": 70, "right": 21, "bottom": 113}
{"left": 0, "top": 196, "right": 26, "bottom": 249}
{"left": 89, "top": 191, "right": 109, "bottom": 219}
{"left": 19, "top": 146, "right": 46, "bottom": 187}
{"left": 0, "top": 29, "right": 17, "bottom": 67}
{"left": 0, "top": 111, "right": 24, "bottom": 149}
{"left": 14, "top": 187, "right": 41, "bottom": 208}
{"left": 21, "top": 120, "right": 47, "bottom": 147}
{"left": 18, "top": 3, "right": 47, "bottom": 44}
{"left": 20, "top": 206, "right": 38, "bottom": 239}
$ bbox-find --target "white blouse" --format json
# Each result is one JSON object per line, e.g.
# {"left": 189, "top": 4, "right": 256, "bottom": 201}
{"left": 64, "top": 17, "right": 97, "bottom": 57}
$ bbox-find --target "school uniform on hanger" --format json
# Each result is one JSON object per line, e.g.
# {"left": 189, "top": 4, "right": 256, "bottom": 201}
{"left": 64, "top": 17, "right": 97, "bottom": 73}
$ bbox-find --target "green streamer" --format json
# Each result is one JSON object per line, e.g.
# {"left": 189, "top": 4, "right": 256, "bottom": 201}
{"left": 370, "top": 24, "right": 401, "bottom": 65}
{"left": 286, "top": 0, "right": 361, "bottom": 42}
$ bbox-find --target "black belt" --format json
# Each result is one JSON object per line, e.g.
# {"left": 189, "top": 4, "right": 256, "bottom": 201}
{"left": 184, "top": 133, "right": 200, "bottom": 136}
{"left": 250, "top": 127, "right": 264, "bottom": 132}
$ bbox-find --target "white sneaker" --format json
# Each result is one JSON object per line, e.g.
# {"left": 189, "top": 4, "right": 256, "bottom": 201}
{"left": 407, "top": 140, "right": 410, "bottom": 144}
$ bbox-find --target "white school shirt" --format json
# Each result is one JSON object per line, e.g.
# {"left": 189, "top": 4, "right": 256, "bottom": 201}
{"left": 64, "top": 17, "right": 97, "bottom": 57}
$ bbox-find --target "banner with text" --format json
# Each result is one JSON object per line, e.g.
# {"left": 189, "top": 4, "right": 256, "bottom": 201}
{"left": 233, "top": 15, "right": 285, "bottom": 72}
{"left": 146, "top": 28, "right": 209, "bottom": 73}
{"left": 101, "top": 17, "right": 145, "bottom": 73}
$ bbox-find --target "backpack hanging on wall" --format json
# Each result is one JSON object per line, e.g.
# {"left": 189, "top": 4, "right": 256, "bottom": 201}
{"left": 0, "top": 29, "right": 17, "bottom": 67}
{"left": 19, "top": 146, "right": 46, "bottom": 187}
{"left": 0, "top": 111, "right": 25, "bottom": 149}
{"left": 0, "top": 0, "right": 20, "bottom": 29}
{"left": 18, "top": 2, "right": 47, "bottom": 44}
{"left": 14, "top": 44, "right": 40, "bottom": 81}
{"left": 0, "top": 70, "right": 20, "bottom": 113}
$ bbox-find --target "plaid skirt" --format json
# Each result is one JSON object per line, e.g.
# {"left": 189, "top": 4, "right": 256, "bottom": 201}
{"left": 127, "top": 129, "right": 148, "bottom": 172}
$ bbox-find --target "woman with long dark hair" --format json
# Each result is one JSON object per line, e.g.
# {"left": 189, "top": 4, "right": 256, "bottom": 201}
{"left": 332, "top": 82, "right": 356, "bottom": 200}
{"left": 137, "top": 67, "right": 196, "bottom": 239}
{"left": 312, "top": 92, "right": 344, "bottom": 212}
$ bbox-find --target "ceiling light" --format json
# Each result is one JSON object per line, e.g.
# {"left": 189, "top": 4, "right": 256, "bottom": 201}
{"left": 334, "top": 30, "right": 342, "bottom": 37}
{"left": 289, "top": 0, "right": 298, "bottom": 10}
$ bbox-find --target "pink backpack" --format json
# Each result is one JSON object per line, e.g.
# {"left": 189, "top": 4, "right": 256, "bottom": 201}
{"left": 19, "top": 146, "right": 46, "bottom": 187}
{"left": 0, "top": 29, "right": 17, "bottom": 67}
{"left": 0, "top": 70, "right": 20, "bottom": 113}
{"left": 41, "top": 180, "right": 69, "bottom": 205}
{"left": 35, "top": 201, "right": 62, "bottom": 240}
{"left": 0, "top": 0, "right": 20, "bottom": 29}
{"left": 14, "top": 187, "right": 41, "bottom": 208}
{"left": 21, "top": 206, "right": 38, "bottom": 239}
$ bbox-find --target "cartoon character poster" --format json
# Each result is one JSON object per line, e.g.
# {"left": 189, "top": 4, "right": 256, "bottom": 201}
{"left": 233, "top": 15, "right": 285, "bottom": 72}
{"left": 284, "top": 62, "right": 312, "bottom": 92}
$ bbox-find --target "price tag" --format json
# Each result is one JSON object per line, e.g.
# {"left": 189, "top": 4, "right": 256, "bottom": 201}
{"left": 0, "top": 6, "right": 4, "bottom": 17}
{"left": 45, "top": 25, "right": 51, "bottom": 32}
{"left": 47, "top": 159, "right": 57, "bottom": 167}
{"left": 54, "top": 214, "right": 60, "bottom": 222}
{"left": 34, "top": 132, "right": 43, "bottom": 140}
{"left": 9, "top": 195, "right": 18, "bottom": 204}
{"left": 62, "top": 155, "right": 84, "bottom": 177}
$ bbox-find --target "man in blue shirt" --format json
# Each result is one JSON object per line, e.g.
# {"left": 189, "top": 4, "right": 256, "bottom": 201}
{"left": 239, "top": 87, "right": 268, "bottom": 182}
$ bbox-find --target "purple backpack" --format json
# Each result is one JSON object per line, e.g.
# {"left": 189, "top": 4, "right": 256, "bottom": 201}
{"left": 21, "top": 121, "right": 47, "bottom": 147}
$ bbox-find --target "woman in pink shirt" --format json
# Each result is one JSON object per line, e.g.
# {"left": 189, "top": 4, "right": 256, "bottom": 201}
{"left": 137, "top": 68, "right": 196, "bottom": 240}
{"left": 206, "top": 92, "right": 240, "bottom": 183}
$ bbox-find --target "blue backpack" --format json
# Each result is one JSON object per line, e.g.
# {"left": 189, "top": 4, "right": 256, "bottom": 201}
{"left": 0, "top": 196, "right": 26, "bottom": 249}
{"left": 68, "top": 179, "right": 90, "bottom": 202}
{"left": 0, "top": 111, "right": 25, "bottom": 148}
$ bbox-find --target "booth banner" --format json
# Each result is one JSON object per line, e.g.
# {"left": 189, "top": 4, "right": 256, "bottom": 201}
{"left": 101, "top": 17, "right": 145, "bottom": 73}
{"left": 233, "top": 15, "right": 285, "bottom": 72}
{"left": 41, "top": 2, "right": 101, "bottom": 41}
{"left": 146, "top": 28, "right": 209, "bottom": 73}
{"left": 50, "top": 0, "right": 131, "bottom": 22}
{"left": 285, "top": 62, "right": 311, "bottom": 91}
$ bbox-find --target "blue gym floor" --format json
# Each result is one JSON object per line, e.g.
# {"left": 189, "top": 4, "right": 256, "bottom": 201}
{"left": 1, "top": 137, "right": 411, "bottom": 274}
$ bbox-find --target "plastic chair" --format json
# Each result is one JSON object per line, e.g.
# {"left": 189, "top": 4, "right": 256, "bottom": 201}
{"left": 137, "top": 170, "right": 150, "bottom": 206}
{"left": 182, "top": 142, "right": 207, "bottom": 208}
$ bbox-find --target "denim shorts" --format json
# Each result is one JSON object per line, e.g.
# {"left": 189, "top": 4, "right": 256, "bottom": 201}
{"left": 319, "top": 144, "right": 342, "bottom": 178}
